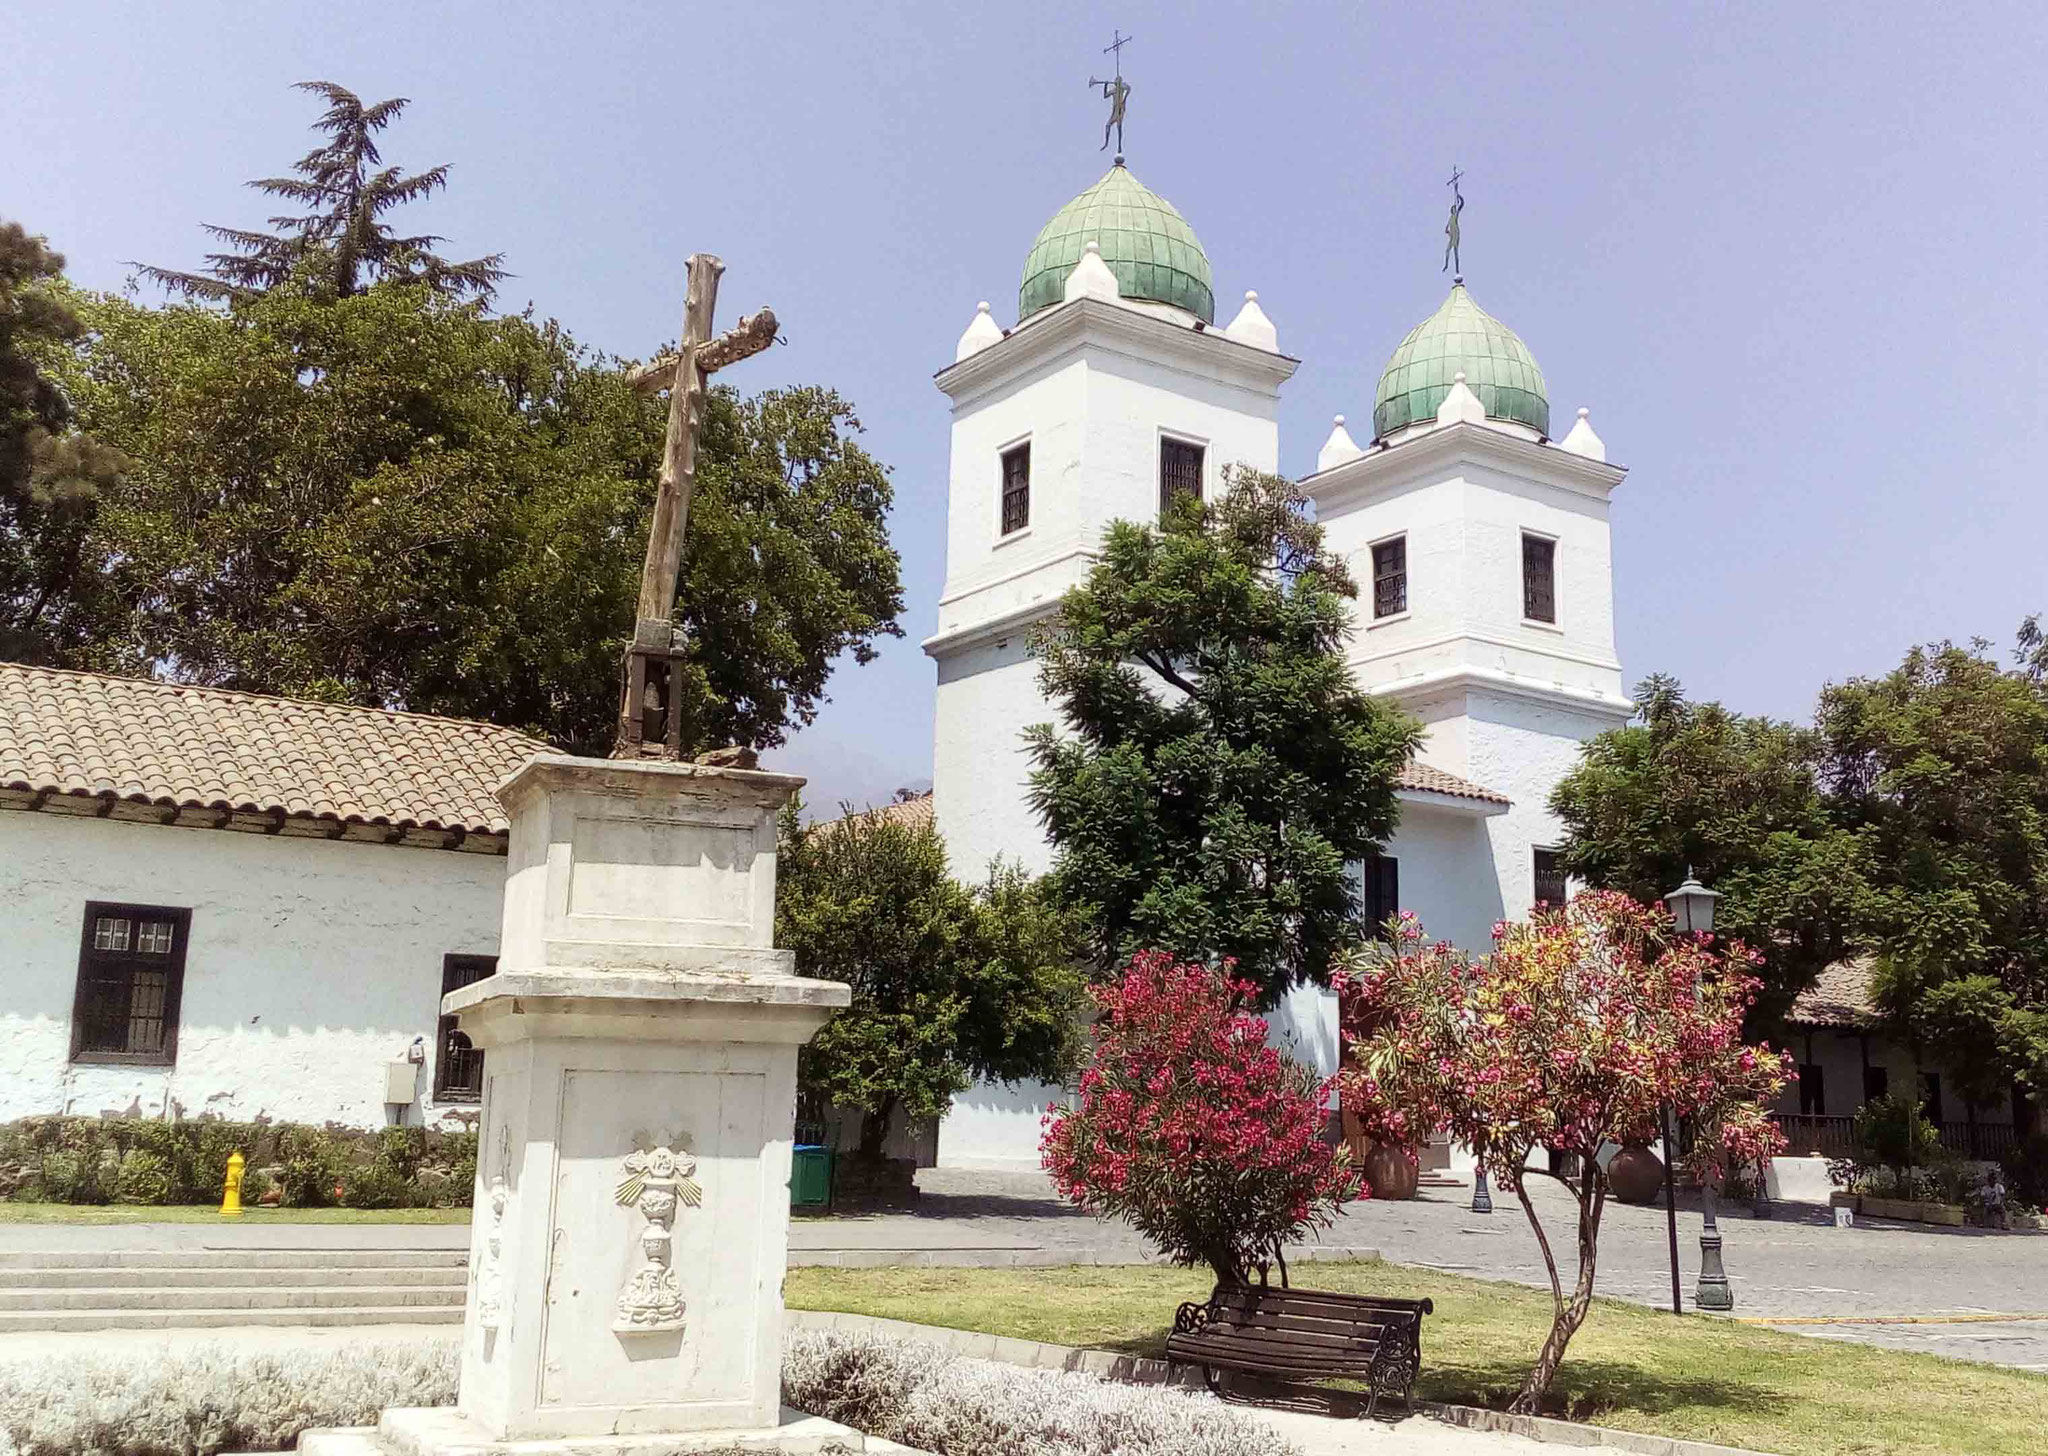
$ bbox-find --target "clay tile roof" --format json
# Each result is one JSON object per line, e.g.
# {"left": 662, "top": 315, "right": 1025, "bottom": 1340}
{"left": 0, "top": 663, "right": 554, "bottom": 836}
{"left": 814, "top": 789, "right": 936, "bottom": 837}
{"left": 1396, "top": 761, "right": 1510, "bottom": 805}
{"left": 1789, "top": 956, "right": 1881, "bottom": 1029}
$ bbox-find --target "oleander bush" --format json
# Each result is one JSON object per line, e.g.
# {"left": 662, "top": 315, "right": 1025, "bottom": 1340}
{"left": 783, "top": 1331, "right": 1296, "bottom": 1456}
{"left": 0, "top": 1116, "right": 478, "bottom": 1209}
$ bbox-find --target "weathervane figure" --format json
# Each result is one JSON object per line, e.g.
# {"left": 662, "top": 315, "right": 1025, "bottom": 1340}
{"left": 1443, "top": 166, "right": 1465, "bottom": 275}
{"left": 1090, "top": 30, "right": 1132, "bottom": 156}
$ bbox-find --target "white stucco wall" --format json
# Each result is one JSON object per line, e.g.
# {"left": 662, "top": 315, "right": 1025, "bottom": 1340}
{"left": 0, "top": 810, "right": 506, "bottom": 1127}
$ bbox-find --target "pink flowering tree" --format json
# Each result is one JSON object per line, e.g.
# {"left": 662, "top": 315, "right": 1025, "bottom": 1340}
{"left": 1042, "top": 951, "right": 1359, "bottom": 1288}
{"left": 1338, "top": 892, "right": 1788, "bottom": 1413}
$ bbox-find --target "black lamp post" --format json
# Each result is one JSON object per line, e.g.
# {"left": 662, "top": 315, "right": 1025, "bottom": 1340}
{"left": 1664, "top": 870, "right": 1734, "bottom": 1313}
{"left": 1470, "top": 1165, "right": 1492, "bottom": 1214}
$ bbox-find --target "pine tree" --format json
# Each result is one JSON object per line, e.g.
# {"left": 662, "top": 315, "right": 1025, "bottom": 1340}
{"left": 138, "top": 82, "right": 505, "bottom": 302}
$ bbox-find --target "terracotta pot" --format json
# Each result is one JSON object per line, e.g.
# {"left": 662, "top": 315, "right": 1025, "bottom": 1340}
{"left": 1607, "top": 1143, "right": 1665, "bottom": 1205}
{"left": 1362, "top": 1142, "right": 1420, "bottom": 1201}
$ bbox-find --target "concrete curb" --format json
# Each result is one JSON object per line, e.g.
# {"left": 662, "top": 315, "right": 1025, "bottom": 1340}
{"left": 784, "top": 1310, "right": 1782, "bottom": 1456}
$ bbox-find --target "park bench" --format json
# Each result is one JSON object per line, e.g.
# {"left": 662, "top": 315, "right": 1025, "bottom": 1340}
{"left": 1165, "top": 1284, "right": 1433, "bottom": 1418}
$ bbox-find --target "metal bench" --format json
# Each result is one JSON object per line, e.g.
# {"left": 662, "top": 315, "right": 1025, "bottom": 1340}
{"left": 1165, "top": 1284, "right": 1433, "bottom": 1418}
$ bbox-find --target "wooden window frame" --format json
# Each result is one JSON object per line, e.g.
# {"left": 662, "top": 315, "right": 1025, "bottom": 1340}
{"left": 999, "top": 442, "right": 1031, "bottom": 537}
{"left": 1371, "top": 535, "right": 1408, "bottom": 619}
{"left": 1158, "top": 435, "right": 1206, "bottom": 517}
{"left": 433, "top": 953, "right": 498, "bottom": 1103}
{"left": 69, "top": 901, "right": 192, "bottom": 1067}
{"left": 1521, "top": 531, "right": 1557, "bottom": 624}
{"left": 1532, "top": 847, "right": 1568, "bottom": 909}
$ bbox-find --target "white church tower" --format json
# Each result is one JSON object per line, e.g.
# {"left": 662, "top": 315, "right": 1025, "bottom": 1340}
{"left": 926, "top": 163, "right": 1297, "bottom": 884}
{"left": 919, "top": 159, "right": 1632, "bottom": 1170}
{"left": 1305, "top": 279, "right": 1632, "bottom": 958}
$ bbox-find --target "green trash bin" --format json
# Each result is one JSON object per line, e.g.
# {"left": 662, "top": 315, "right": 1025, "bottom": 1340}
{"left": 791, "top": 1143, "right": 832, "bottom": 1208}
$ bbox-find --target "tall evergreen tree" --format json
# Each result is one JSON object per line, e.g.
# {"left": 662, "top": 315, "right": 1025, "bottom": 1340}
{"left": 0, "top": 221, "right": 128, "bottom": 663}
{"left": 1026, "top": 467, "right": 1422, "bottom": 1005}
{"left": 139, "top": 81, "right": 505, "bottom": 302}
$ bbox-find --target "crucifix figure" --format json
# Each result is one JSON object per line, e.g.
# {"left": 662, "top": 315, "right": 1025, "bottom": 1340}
{"left": 1090, "top": 30, "right": 1132, "bottom": 156}
{"left": 1443, "top": 166, "right": 1465, "bottom": 276}
{"left": 612, "top": 255, "right": 778, "bottom": 759}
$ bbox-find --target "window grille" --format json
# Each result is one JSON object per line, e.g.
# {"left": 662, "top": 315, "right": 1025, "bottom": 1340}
{"left": 1522, "top": 534, "right": 1556, "bottom": 623}
{"left": 1000, "top": 444, "right": 1031, "bottom": 535}
{"left": 1532, "top": 848, "right": 1567, "bottom": 907}
{"left": 433, "top": 954, "right": 498, "bottom": 1102}
{"left": 71, "top": 902, "right": 190, "bottom": 1064}
{"left": 1371, "top": 537, "right": 1407, "bottom": 618}
{"left": 1359, "top": 854, "right": 1399, "bottom": 939}
{"left": 1159, "top": 437, "right": 1205, "bottom": 515}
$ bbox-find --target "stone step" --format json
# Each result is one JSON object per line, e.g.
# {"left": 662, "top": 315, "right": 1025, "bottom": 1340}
{"left": 0, "top": 1283, "right": 466, "bottom": 1312}
{"left": 0, "top": 1303, "right": 465, "bottom": 1333}
{"left": 0, "top": 1248, "right": 467, "bottom": 1271}
{"left": 0, "top": 1263, "right": 466, "bottom": 1289}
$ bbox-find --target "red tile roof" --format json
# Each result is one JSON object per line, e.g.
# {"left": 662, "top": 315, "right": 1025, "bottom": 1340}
{"left": 1789, "top": 957, "right": 1881, "bottom": 1029}
{"left": 1396, "top": 761, "right": 1510, "bottom": 805}
{"left": 0, "top": 663, "right": 552, "bottom": 836}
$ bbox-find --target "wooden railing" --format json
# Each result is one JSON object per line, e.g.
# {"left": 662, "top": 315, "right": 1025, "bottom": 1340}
{"left": 1771, "top": 1113, "right": 1856, "bottom": 1158}
{"left": 1771, "top": 1113, "right": 2018, "bottom": 1161}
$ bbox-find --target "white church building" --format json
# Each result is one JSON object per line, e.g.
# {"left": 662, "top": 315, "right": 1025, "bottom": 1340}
{"left": 927, "top": 161, "right": 1631, "bottom": 1168}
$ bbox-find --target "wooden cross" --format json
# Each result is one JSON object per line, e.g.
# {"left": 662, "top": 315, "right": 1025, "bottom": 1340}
{"left": 612, "top": 253, "right": 778, "bottom": 759}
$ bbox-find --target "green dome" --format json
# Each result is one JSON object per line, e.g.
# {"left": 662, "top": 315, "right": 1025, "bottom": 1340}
{"left": 1018, "top": 165, "right": 1215, "bottom": 324}
{"left": 1372, "top": 283, "right": 1549, "bottom": 441}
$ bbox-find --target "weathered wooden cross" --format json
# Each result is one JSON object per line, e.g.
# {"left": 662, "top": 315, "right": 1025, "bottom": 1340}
{"left": 612, "top": 254, "right": 778, "bottom": 759}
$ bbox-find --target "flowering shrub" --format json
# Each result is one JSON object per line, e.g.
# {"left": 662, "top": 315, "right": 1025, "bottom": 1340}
{"left": 1338, "top": 892, "right": 1788, "bottom": 1413}
{"left": 783, "top": 1330, "right": 1294, "bottom": 1456}
{"left": 1041, "top": 951, "right": 1357, "bottom": 1287}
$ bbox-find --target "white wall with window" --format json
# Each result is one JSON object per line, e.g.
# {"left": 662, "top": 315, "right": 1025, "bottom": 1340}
{"left": 0, "top": 809, "right": 505, "bottom": 1127}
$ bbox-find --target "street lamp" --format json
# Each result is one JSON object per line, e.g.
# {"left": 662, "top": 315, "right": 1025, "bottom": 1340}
{"left": 1664, "top": 868, "right": 1734, "bottom": 1313}
{"left": 1470, "top": 1165, "right": 1492, "bottom": 1214}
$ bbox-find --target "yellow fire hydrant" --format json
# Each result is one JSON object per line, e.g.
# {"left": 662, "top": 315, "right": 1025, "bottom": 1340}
{"left": 220, "top": 1150, "right": 246, "bottom": 1218}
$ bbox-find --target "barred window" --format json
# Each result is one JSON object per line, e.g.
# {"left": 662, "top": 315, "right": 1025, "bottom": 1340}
{"left": 71, "top": 902, "right": 190, "bottom": 1064}
{"left": 433, "top": 954, "right": 498, "bottom": 1102}
{"left": 1522, "top": 533, "right": 1556, "bottom": 623}
{"left": 1159, "top": 437, "right": 1205, "bottom": 515}
{"left": 1000, "top": 443, "right": 1031, "bottom": 535}
{"left": 1371, "top": 537, "right": 1407, "bottom": 618}
{"left": 1533, "top": 848, "right": 1567, "bottom": 908}
{"left": 1359, "top": 854, "right": 1399, "bottom": 939}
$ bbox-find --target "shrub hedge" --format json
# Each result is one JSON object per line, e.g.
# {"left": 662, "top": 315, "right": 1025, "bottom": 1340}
{"left": 0, "top": 1117, "right": 477, "bottom": 1210}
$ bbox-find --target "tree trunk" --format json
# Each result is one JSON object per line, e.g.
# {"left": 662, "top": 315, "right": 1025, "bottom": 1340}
{"left": 1509, "top": 1166, "right": 1607, "bottom": 1415}
{"left": 856, "top": 1094, "right": 897, "bottom": 1164}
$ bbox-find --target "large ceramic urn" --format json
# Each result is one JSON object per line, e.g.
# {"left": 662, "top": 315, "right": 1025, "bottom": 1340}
{"left": 1607, "top": 1143, "right": 1666, "bottom": 1205}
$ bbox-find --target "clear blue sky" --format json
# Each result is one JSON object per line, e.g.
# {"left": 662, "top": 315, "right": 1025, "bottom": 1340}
{"left": 8, "top": 3, "right": 2046, "bottom": 811}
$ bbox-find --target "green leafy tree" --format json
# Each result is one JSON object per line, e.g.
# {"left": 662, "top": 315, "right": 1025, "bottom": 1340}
{"left": 1026, "top": 466, "right": 1422, "bottom": 1005}
{"left": 776, "top": 801, "right": 1087, "bottom": 1163}
{"left": 52, "top": 282, "right": 901, "bottom": 754}
{"left": 0, "top": 222, "right": 129, "bottom": 663}
{"left": 1817, "top": 634, "right": 2048, "bottom": 1113}
{"left": 1549, "top": 675, "right": 1869, "bottom": 1026}
{"left": 139, "top": 81, "right": 505, "bottom": 302}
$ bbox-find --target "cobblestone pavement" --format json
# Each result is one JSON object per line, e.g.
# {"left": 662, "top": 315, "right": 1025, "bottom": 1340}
{"left": 796, "top": 1167, "right": 2048, "bottom": 1370}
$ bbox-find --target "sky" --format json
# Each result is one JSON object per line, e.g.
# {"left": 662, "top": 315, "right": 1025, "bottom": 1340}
{"left": 7, "top": 2, "right": 2048, "bottom": 812}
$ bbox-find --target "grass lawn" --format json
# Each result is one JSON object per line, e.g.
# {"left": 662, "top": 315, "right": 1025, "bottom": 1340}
{"left": 786, "top": 1260, "right": 2048, "bottom": 1456}
{"left": 0, "top": 1202, "right": 471, "bottom": 1225}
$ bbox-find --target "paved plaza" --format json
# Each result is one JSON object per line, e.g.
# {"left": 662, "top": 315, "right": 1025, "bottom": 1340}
{"left": 2, "top": 1166, "right": 2042, "bottom": 1370}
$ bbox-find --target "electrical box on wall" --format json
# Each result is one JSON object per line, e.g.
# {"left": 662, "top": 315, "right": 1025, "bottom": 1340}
{"left": 384, "top": 1061, "right": 417, "bottom": 1105}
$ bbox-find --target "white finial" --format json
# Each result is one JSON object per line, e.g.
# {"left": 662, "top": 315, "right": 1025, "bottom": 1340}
{"left": 1065, "top": 239, "right": 1121, "bottom": 305}
{"left": 1558, "top": 404, "right": 1607, "bottom": 462}
{"left": 1318, "top": 414, "right": 1364, "bottom": 471}
{"left": 954, "top": 299, "right": 1004, "bottom": 361}
{"left": 1435, "top": 371, "right": 1487, "bottom": 428}
{"left": 1224, "top": 288, "right": 1279, "bottom": 351}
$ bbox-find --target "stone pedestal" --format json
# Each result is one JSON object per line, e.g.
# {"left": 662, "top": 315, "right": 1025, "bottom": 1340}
{"left": 307, "top": 755, "right": 852, "bottom": 1456}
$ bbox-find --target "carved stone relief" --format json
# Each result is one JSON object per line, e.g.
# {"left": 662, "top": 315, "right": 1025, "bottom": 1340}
{"left": 612, "top": 1144, "right": 701, "bottom": 1333}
